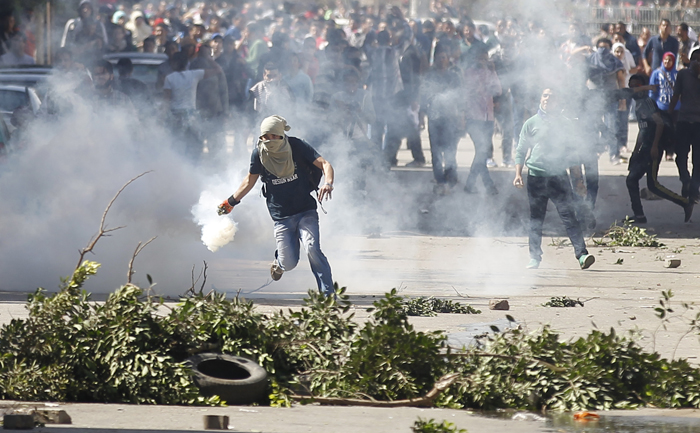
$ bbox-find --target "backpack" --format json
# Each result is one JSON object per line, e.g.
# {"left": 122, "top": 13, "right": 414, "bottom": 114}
{"left": 260, "top": 137, "right": 323, "bottom": 197}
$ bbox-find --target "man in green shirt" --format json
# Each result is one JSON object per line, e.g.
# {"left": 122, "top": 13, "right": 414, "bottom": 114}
{"left": 513, "top": 88, "right": 595, "bottom": 270}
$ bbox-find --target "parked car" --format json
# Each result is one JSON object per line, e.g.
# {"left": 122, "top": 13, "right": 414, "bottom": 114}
{"left": 0, "top": 84, "right": 42, "bottom": 132}
{"left": 0, "top": 65, "right": 52, "bottom": 99}
{"left": 103, "top": 52, "right": 167, "bottom": 89}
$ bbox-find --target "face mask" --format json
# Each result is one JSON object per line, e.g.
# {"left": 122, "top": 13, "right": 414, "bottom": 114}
{"left": 261, "top": 138, "right": 285, "bottom": 152}
{"left": 597, "top": 47, "right": 609, "bottom": 55}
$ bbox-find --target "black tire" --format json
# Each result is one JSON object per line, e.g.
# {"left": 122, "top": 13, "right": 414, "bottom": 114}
{"left": 187, "top": 353, "right": 268, "bottom": 405}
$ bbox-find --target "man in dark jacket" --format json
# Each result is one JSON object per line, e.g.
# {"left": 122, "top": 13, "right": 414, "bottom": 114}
{"left": 115, "top": 57, "right": 149, "bottom": 112}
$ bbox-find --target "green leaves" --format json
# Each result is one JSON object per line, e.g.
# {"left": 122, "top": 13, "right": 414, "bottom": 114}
{"left": 542, "top": 297, "right": 585, "bottom": 307}
{"left": 2, "top": 270, "right": 700, "bottom": 414}
{"left": 443, "top": 322, "right": 700, "bottom": 411}
{"left": 596, "top": 218, "right": 664, "bottom": 247}
{"left": 412, "top": 418, "right": 467, "bottom": 433}
{"left": 402, "top": 296, "right": 481, "bottom": 317}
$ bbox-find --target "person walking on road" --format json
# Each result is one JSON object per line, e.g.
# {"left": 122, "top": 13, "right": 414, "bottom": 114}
{"left": 668, "top": 48, "right": 700, "bottom": 202}
{"left": 218, "top": 115, "right": 336, "bottom": 296}
{"left": 624, "top": 74, "right": 694, "bottom": 223}
{"left": 513, "top": 88, "right": 596, "bottom": 270}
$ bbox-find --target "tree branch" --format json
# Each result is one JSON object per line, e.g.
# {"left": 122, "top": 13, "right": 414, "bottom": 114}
{"left": 290, "top": 373, "right": 460, "bottom": 407}
{"left": 199, "top": 261, "right": 208, "bottom": 295}
{"left": 127, "top": 236, "right": 157, "bottom": 284}
{"left": 183, "top": 261, "right": 207, "bottom": 297}
{"left": 75, "top": 171, "right": 153, "bottom": 272}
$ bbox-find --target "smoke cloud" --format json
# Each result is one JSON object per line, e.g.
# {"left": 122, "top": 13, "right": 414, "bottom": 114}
{"left": 0, "top": 1, "right": 633, "bottom": 298}
{"left": 192, "top": 189, "right": 238, "bottom": 252}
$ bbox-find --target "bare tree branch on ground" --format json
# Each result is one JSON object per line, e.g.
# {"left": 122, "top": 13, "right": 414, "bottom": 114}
{"left": 75, "top": 171, "right": 153, "bottom": 272}
{"left": 290, "top": 373, "right": 460, "bottom": 407}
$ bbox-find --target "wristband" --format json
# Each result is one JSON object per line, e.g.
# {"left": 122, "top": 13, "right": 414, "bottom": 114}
{"left": 324, "top": 183, "right": 333, "bottom": 188}
{"left": 227, "top": 196, "right": 240, "bottom": 207}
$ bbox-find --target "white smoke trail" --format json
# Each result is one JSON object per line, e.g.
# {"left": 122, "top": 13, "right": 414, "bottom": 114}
{"left": 192, "top": 190, "right": 238, "bottom": 252}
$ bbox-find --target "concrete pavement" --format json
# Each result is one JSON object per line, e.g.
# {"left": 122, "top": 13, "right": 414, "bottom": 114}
{"left": 1, "top": 401, "right": 699, "bottom": 432}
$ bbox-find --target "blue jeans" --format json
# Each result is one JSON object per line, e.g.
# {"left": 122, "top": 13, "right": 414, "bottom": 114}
{"left": 273, "top": 209, "right": 334, "bottom": 296}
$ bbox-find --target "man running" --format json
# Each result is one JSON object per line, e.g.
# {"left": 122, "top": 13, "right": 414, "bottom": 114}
{"left": 218, "top": 115, "right": 336, "bottom": 296}
{"left": 625, "top": 74, "right": 694, "bottom": 223}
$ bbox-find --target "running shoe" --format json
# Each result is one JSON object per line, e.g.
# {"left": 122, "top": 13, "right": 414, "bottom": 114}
{"left": 578, "top": 254, "right": 595, "bottom": 270}
{"left": 270, "top": 261, "right": 284, "bottom": 281}
{"left": 526, "top": 259, "right": 540, "bottom": 269}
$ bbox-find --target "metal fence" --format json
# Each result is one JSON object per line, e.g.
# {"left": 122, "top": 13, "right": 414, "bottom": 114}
{"left": 576, "top": 6, "right": 700, "bottom": 34}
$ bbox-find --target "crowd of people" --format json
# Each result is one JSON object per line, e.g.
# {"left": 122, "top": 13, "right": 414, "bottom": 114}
{"left": 2, "top": 1, "right": 700, "bottom": 269}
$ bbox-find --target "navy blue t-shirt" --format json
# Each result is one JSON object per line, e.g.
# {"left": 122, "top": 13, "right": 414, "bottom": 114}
{"left": 250, "top": 137, "right": 321, "bottom": 221}
{"left": 643, "top": 35, "right": 679, "bottom": 71}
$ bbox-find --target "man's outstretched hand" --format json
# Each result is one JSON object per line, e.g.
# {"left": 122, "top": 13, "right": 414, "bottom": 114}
{"left": 217, "top": 196, "right": 240, "bottom": 215}
{"left": 217, "top": 201, "right": 233, "bottom": 215}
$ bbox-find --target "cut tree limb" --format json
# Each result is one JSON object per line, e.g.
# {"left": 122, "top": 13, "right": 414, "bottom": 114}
{"left": 290, "top": 373, "right": 460, "bottom": 407}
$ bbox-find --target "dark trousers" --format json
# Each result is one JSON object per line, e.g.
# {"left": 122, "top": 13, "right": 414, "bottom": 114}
{"left": 493, "top": 92, "right": 514, "bottom": 162}
{"left": 527, "top": 174, "right": 588, "bottom": 261}
{"left": 581, "top": 151, "right": 600, "bottom": 207}
{"left": 230, "top": 107, "right": 252, "bottom": 158}
{"left": 616, "top": 104, "right": 630, "bottom": 151}
{"left": 675, "top": 121, "right": 700, "bottom": 199}
{"left": 171, "top": 110, "right": 201, "bottom": 161}
{"left": 627, "top": 154, "right": 689, "bottom": 216}
{"left": 372, "top": 97, "right": 390, "bottom": 148}
{"left": 384, "top": 115, "right": 425, "bottom": 166}
{"left": 428, "top": 116, "right": 458, "bottom": 185}
{"left": 200, "top": 114, "right": 226, "bottom": 158}
{"left": 604, "top": 104, "right": 619, "bottom": 158}
{"left": 465, "top": 120, "right": 496, "bottom": 190}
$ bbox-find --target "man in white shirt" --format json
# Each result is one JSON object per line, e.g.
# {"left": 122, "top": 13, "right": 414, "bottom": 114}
{"left": 0, "top": 33, "right": 35, "bottom": 66}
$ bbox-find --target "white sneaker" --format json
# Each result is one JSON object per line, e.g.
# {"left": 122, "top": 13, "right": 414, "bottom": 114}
{"left": 486, "top": 158, "right": 497, "bottom": 168}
